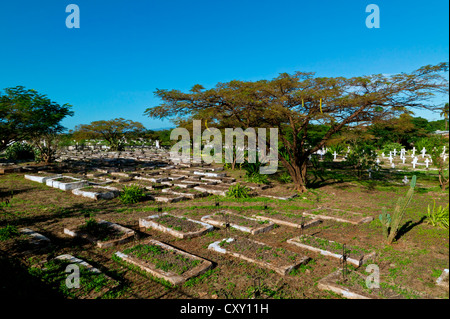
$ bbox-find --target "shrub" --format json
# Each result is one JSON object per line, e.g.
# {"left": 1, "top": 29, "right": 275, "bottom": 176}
{"left": 426, "top": 201, "right": 449, "bottom": 229}
{"left": 119, "top": 185, "right": 146, "bottom": 204}
{"left": 4, "top": 142, "right": 36, "bottom": 161}
{"left": 226, "top": 183, "right": 250, "bottom": 198}
{"left": 381, "top": 142, "right": 404, "bottom": 154}
{"left": 279, "top": 172, "right": 292, "bottom": 184}
{"left": 244, "top": 173, "right": 269, "bottom": 184}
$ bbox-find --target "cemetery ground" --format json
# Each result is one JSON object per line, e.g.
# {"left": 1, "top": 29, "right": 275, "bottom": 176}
{"left": 0, "top": 161, "right": 448, "bottom": 300}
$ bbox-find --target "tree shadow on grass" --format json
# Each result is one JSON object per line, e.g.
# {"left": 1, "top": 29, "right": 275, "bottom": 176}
{"left": 395, "top": 216, "right": 427, "bottom": 242}
{"left": 0, "top": 250, "right": 64, "bottom": 299}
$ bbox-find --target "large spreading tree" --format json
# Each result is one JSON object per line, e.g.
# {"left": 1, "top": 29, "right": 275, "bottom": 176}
{"left": 145, "top": 63, "right": 448, "bottom": 192}
{"left": 0, "top": 86, "right": 73, "bottom": 161}
{"left": 73, "top": 118, "right": 146, "bottom": 151}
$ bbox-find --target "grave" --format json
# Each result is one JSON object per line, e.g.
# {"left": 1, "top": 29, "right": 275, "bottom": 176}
{"left": 72, "top": 185, "right": 120, "bottom": 200}
{"left": 252, "top": 211, "right": 322, "bottom": 229}
{"left": 318, "top": 269, "right": 426, "bottom": 299}
{"left": 287, "top": 235, "right": 376, "bottom": 267}
{"left": 201, "top": 210, "right": 274, "bottom": 235}
{"left": 24, "top": 173, "right": 62, "bottom": 184}
{"left": 64, "top": 219, "right": 135, "bottom": 248}
{"left": 114, "top": 238, "right": 213, "bottom": 286}
{"left": 139, "top": 213, "right": 214, "bottom": 239}
{"left": 46, "top": 176, "right": 89, "bottom": 191}
{"left": 18, "top": 228, "right": 51, "bottom": 246}
{"left": 208, "top": 237, "right": 310, "bottom": 276}
{"left": 162, "top": 187, "right": 209, "bottom": 199}
{"left": 302, "top": 207, "right": 374, "bottom": 225}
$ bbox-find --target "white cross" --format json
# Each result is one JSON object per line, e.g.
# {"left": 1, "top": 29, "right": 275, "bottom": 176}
{"left": 412, "top": 157, "right": 418, "bottom": 169}
{"left": 391, "top": 162, "right": 395, "bottom": 168}
{"left": 402, "top": 157, "right": 406, "bottom": 164}
{"left": 393, "top": 149, "right": 397, "bottom": 157}
{"left": 376, "top": 158, "right": 380, "bottom": 164}
{"left": 421, "top": 147, "right": 426, "bottom": 158}
{"left": 382, "top": 152, "right": 385, "bottom": 158}
{"left": 389, "top": 155, "right": 393, "bottom": 163}
{"left": 425, "top": 158, "right": 430, "bottom": 168}
{"left": 333, "top": 151, "right": 337, "bottom": 160}
{"left": 412, "top": 147, "right": 416, "bottom": 157}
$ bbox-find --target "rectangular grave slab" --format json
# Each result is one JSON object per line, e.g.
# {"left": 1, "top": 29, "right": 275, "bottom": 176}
{"left": 208, "top": 237, "right": 310, "bottom": 276}
{"left": 139, "top": 213, "right": 214, "bottom": 239}
{"left": 252, "top": 214, "right": 322, "bottom": 229}
{"left": 64, "top": 220, "right": 135, "bottom": 248}
{"left": 24, "top": 174, "right": 62, "bottom": 184}
{"left": 302, "top": 207, "right": 374, "bottom": 225}
{"left": 151, "top": 193, "right": 187, "bottom": 203}
{"left": 201, "top": 210, "right": 274, "bottom": 235}
{"left": 318, "top": 269, "right": 427, "bottom": 299}
{"left": 46, "top": 176, "right": 89, "bottom": 191}
{"left": 194, "top": 185, "right": 229, "bottom": 196}
{"left": 19, "top": 228, "right": 51, "bottom": 246}
{"left": 162, "top": 187, "right": 208, "bottom": 199}
{"left": 53, "top": 254, "right": 119, "bottom": 298}
{"left": 287, "top": 235, "right": 376, "bottom": 267}
{"left": 114, "top": 239, "right": 213, "bottom": 286}
{"left": 193, "top": 171, "right": 226, "bottom": 178}
{"left": 317, "top": 269, "right": 373, "bottom": 299}
{"left": 72, "top": 186, "right": 120, "bottom": 200}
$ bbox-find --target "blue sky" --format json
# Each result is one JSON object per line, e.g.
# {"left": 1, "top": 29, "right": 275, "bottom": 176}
{"left": 0, "top": 0, "right": 448, "bottom": 131}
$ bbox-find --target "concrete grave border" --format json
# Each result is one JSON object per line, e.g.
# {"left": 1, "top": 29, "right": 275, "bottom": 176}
{"left": 114, "top": 238, "right": 213, "bottom": 286}
{"left": 201, "top": 210, "right": 274, "bottom": 235}
{"left": 287, "top": 235, "right": 376, "bottom": 267}
{"left": 64, "top": 220, "right": 135, "bottom": 248}
{"left": 208, "top": 237, "right": 310, "bottom": 276}
{"left": 302, "top": 207, "right": 374, "bottom": 225}
{"left": 72, "top": 185, "right": 120, "bottom": 200}
{"left": 252, "top": 214, "right": 322, "bottom": 229}
{"left": 139, "top": 213, "right": 214, "bottom": 239}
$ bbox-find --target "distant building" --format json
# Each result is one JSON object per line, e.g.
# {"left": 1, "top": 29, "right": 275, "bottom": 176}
{"left": 433, "top": 130, "right": 449, "bottom": 138}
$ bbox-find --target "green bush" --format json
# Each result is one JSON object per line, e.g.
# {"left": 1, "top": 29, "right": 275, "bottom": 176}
{"left": 4, "top": 142, "right": 36, "bottom": 161}
{"left": 426, "top": 201, "right": 449, "bottom": 229}
{"left": 226, "top": 183, "right": 251, "bottom": 198}
{"left": 279, "top": 172, "right": 292, "bottom": 183}
{"left": 244, "top": 173, "right": 269, "bottom": 184}
{"left": 381, "top": 142, "right": 404, "bottom": 154}
{"left": 119, "top": 185, "right": 146, "bottom": 204}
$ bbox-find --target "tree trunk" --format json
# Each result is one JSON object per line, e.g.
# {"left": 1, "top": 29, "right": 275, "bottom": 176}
{"left": 280, "top": 156, "right": 308, "bottom": 193}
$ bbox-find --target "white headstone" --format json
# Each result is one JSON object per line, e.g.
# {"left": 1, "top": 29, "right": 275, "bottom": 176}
{"left": 403, "top": 176, "right": 408, "bottom": 185}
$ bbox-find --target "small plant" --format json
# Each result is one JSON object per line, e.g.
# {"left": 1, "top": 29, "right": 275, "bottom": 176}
{"left": 0, "top": 224, "right": 20, "bottom": 241}
{"left": 379, "top": 175, "right": 417, "bottom": 244}
{"left": 119, "top": 185, "right": 146, "bottom": 204}
{"left": 278, "top": 172, "right": 292, "bottom": 184}
{"left": 426, "top": 200, "right": 449, "bottom": 229}
{"left": 226, "top": 183, "right": 250, "bottom": 199}
{"left": 244, "top": 173, "right": 269, "bottom": 184}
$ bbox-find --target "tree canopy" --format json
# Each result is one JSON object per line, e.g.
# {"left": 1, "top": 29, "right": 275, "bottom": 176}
{"left": 73, "top": 118, "right": 146, "bottom": 151}
{"left": 0, "top": 86, "right": 73, "bottom": 151}
{"left": 145, "top": 63, "right": 448, "bottom": 192}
